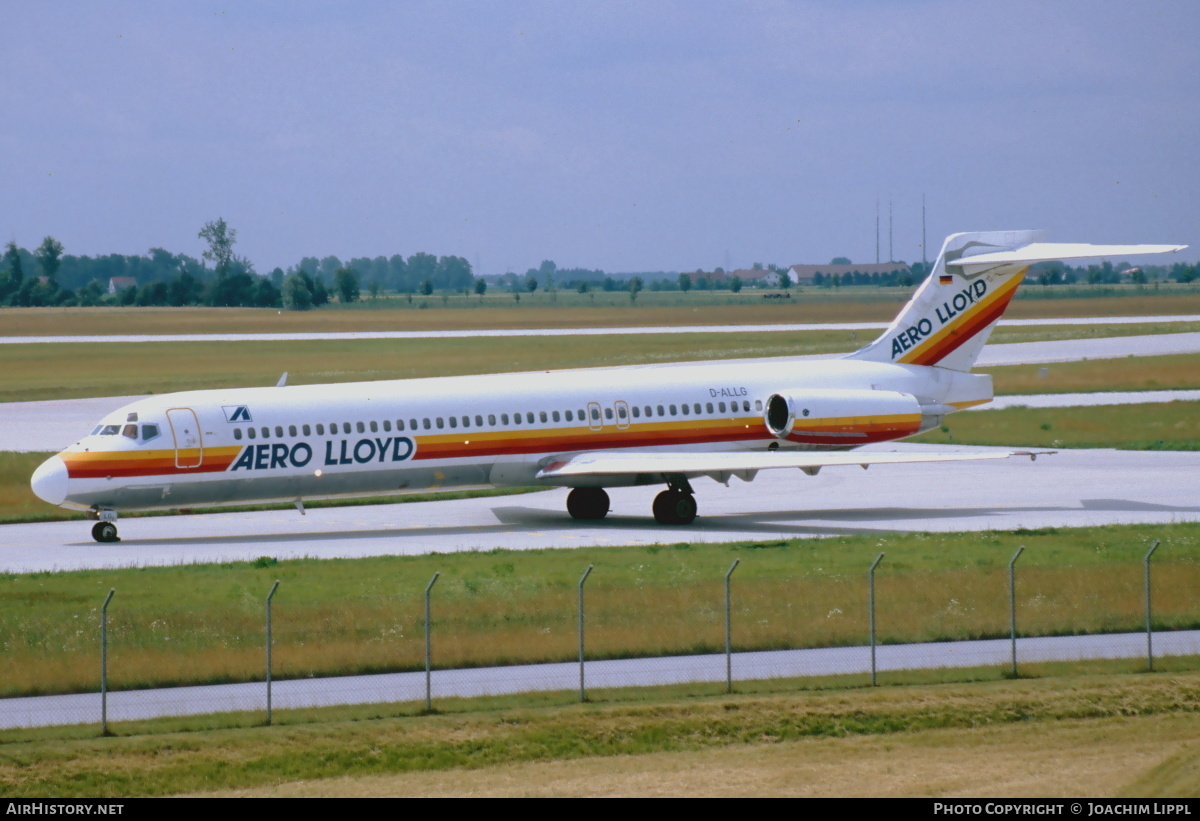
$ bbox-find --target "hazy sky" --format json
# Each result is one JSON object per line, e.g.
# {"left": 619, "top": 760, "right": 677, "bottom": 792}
{"left": 4, "top": 1, "right": 1197, "bottom": 275}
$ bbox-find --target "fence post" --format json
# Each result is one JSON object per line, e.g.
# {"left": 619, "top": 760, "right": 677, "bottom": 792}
{"left": 1008, "top": 546, "right": 1024, "bottom": 678}
{"left": 1144, "top": 540, "right": 1160, "bottom": 672}
{"left": 100, "top": 588, "right": 114, "bottom": 736}
{"left": 725, "top": 559, "right": 740, "bottom": 694}
{"left": 424, "top": 572, "right": 440, "bottom": 712}
{"left": 265, "top": 579, "right": 280, "bottom": 725}
{"left": 578, "top": 564, "right": 593, "bottom": 703}
{"left": 868, "top": 553, "right": 884, "bottom": 686}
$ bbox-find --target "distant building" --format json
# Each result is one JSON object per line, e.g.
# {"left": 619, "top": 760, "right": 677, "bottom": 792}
{"left": 729, "top": 268, "right": 781, "bottom": 287}
{"left": 787, "top": 262, "right": 911, "bottom": 285}
{"left": 108, "top": 277, "right": 138, "bottom": 294}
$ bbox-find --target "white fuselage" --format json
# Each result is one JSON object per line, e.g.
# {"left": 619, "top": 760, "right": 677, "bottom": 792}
{"left": 35, "top": 356, "right": 990, "bottom": 514}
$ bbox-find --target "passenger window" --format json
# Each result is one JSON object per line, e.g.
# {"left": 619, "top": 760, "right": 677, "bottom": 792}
{"left": 370, "top": 421, "right": 378, "bottom": 433}
{"left": 316, "top": 423, "right": 325, "bottom": 435}
{"left": 539, "top": 411, "right": 548, "bottom": 423}
{"left": 462, "top": 416, "right": 470, "bottom": 428}
{"left": 632, "top": 406, "right": 640, "bottom": 418}
{"left": 552, "top": 410, "right": 560, "bottom": 422}
{"left": 755, "top": 400, "right": 763, "bottom": 411}
{"left": 276, "top": 426, "right": 284, "bottom": 437}
{"left": 719, "top": 402, "right": 726, "bottom": 413}
{"left": 694, "top": 404, "right": 701, "bottom": 414}
{"left": 233, "top": 428, "right": 243, "bottom": 440}
{"left": 395, "top": 420, "right": 404, "bottom": 431}
{"left": 681, "top": 404, "right": 690, "bottom": 416}
{"left": 303, "top": 424, "right": 311, "bottom": 436}
{"left": 248, "top": 427, "right": 257, "bottom": 439}
{"left": 289, "top": 425, "right": 297, "bottom": 437}
{"left": 411, "top": 419, "right": 418, "bottom": 431}
{"left": 382, "top": 420, "right": 390, "bottom": 432}
{"left": 488, "top": 414, "right": 496, "bottom": 425}
{"left": 141, "top": 424, "right": 159, "bottom": 441}
{"left": 657, "top": 405, "right": 665, "bottom": 416}
{"left": 565, "top": 410, "right": 573, "bottom": 422}
{"left": 475, "top": 415, "right": 483, "bottom": 427}
{"left": 590, "top": 407, "right": 600, "bottom": 421}
{"left": 449, "top": 417, "right": 458, "bottom": 429}
{"left": 261, "top": 427, "right": 270, "bottom": 439}
{"left": 617, "top": 406, "right": 627, "bottom": 419}
{"left": 578, "top": 409, "right": 585, "bottom": 420}
{"left": 706, "top": 403, "right": 714, "bottom": 414}
{"left": 669, "top": 405, "right": 677, "bottom": 415}
{"left": 436, "top": 417, "right": 444, "bottom": 429}
{"left": 502, "top": 413, "right": 510, "bottom": 425}
{"left": 423, "top": 418, "right": 431, "bottom": 430}
{"left": 526, "top": 412, "right": 535, "bottom": 424}
{"left": 357, "top": 421, "right": 365, "bottom": 434}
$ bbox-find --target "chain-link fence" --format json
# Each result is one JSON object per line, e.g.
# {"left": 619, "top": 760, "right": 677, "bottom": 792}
{"left": 1, "top": 543, "right": 1197, "bottom": 733}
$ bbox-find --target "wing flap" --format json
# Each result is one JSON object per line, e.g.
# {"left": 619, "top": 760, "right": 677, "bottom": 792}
{"left": 536, "top": 448, "right": 1047, "bottom": 480}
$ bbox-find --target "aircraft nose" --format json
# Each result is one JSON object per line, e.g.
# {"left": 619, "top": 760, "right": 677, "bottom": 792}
{"left": 31, "top": 455, "right": 69, "bottom": 506}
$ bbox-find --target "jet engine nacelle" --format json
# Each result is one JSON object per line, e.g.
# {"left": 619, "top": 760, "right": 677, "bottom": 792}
{"left": 764, "top": 389, "right": 924, "bottom": 444}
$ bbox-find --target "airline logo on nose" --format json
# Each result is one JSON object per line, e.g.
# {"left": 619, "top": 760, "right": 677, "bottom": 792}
{"left": 223, "top": 405, "right": 253, "bottom": 422}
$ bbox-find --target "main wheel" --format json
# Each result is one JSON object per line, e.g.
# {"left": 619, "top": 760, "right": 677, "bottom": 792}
{"left": 91, "top": 522, "right": 119, "bottom": 543}
{"left": 567, "top": 487, "right": 610, "bottom": 520}
{"left": 653, "top": 490, "right": 697, "bottom": 525}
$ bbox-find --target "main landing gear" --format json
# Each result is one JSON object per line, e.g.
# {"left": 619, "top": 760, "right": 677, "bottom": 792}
{"left": 89, "top": 510, "right": 120, "bottom": 543}
{"left": 567, "top": 487, "right": 610, "bottom": 520}
{"left": 652, "top": 488, "right": 697, "bottom": 525}
{"left": 567, "top": 482, "right": 698, "bottom": 525}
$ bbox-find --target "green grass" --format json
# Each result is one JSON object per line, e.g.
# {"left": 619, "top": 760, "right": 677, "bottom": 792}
{"left": 2, "top": 523, "right": 1196, "bottom": 699}
{"left": 915, "top": 400, "right": 1200, "bottom": 449}
{"left": 3, "top": 325, "right": 1200, "bottom": 402}
{"left": 0, "top": 671, "right": 1196, "bottom": 797}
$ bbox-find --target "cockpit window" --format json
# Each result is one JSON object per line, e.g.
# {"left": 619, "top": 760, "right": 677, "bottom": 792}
{"left": 91, "top": 425, "right": 103, "bottom": 436}
{"left": 122, "top": 424, "right": 138, "bottom": 439}
{"left": 100, "top": 425, "right": 121, "bottom": 436}
{"left": 141, "top": 424, "right": 160, "bottom": 442}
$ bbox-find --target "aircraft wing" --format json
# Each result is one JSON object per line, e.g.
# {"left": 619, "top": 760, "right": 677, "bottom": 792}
{"left": 948, "top": 242, "right": 1186, "bottom": 277}
{"left": 536, "top": 448, "right": 1047, "bottom": 483}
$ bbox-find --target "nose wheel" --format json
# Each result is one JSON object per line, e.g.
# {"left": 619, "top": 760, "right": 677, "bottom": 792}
{"left": 91, "top": 522, "right": 120, "bottom": 543}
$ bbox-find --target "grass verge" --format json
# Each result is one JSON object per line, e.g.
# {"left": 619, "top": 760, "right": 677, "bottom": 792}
{"left": 0, "top": 671, "right": 1196, "bottom": 797}
{"left": 2, "top": 523, "right": 1196, "bottom": 698}
{"left": 914, "top": 400, "right": 1200, "bottom": 449}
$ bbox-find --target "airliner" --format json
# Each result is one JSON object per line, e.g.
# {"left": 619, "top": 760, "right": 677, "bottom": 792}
{"left": 30, "top": 230, "right": 1185, "bottom": 542}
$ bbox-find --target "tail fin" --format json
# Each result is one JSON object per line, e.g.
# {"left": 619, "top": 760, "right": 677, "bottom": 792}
{"left": 846, "top": 230, "right": 1187, "bottom": 372}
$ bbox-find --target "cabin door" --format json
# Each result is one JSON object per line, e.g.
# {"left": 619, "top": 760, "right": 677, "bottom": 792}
{"left": 166, "top": 408, "right": 204, "bottom": 469}
{"left": 586, "top": 402, "right": 603, "bottom": 431}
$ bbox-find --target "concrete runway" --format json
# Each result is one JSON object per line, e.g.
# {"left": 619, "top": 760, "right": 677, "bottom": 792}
{"left": 3, "top": 314, "right": 1197, "bottom": 344}
{"left": 3, "top": 445, "right": 1197, "bottom": 573}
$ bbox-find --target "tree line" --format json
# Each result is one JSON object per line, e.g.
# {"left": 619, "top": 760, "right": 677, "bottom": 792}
{"left": 1, "top": 222, "right": 1195, "bottom": 310}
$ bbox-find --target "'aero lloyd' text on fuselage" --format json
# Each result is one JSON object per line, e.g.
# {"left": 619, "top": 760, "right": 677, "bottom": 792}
{"left": 229, "top": 436, "right": 417, "bottom": 472}
{"left": 891, "top": 279, "right": 988, "bottom": 359}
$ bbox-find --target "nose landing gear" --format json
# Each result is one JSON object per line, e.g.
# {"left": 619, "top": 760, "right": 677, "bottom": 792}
{"left": 91, "top": 522, "right": 119, "bottom": 543}
{"left": 89, "top": 510, "right": 120, "bottom": 543}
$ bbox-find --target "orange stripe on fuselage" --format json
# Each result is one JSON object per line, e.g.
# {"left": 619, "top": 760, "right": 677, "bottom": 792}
{"left": 62, "top": 448, "right": 241, "bottom": 479}
{"left": 898, "top": 270, "right": 1026, "bottom": 367}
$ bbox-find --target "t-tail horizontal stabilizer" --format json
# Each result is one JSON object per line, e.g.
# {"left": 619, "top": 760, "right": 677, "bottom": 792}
{"left": 846, "top": 231, "right": 1187, "bottom": 372}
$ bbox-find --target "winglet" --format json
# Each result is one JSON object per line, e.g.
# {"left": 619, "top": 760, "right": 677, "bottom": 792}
{"left": 276, "top": 372, "right": 288, "bottom": 388}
